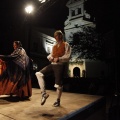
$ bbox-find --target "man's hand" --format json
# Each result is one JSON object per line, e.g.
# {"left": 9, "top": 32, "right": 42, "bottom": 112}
{"left": 48, "top": 57, "right": 54, "bottom": 62}
{"left": 53, "top": 58, "right": 59, "bottom": 62}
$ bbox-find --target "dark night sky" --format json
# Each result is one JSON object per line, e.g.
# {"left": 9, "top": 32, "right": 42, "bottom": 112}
{"left": 0, "top": 0, "right": 118, "bottom": 35}
{"left": 0, "top": 0, "right": 69, "bottom": 31}
{"left": 0, "top": 0, "right": 119, "bottom": 54}
{"left": 0, "top": 0, "right": 118, "bottom": 33}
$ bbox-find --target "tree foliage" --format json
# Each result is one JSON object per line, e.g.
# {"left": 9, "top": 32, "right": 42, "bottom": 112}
{"left": 68, "top": 26, "right": 105, "bottom": 60}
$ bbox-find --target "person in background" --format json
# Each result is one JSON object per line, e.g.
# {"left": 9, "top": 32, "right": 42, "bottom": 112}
{"left": 0, "top": 41, "right": 32, "bottom": 100}
{"left": 35, "top": 30, "right": 71, "bottom": 107}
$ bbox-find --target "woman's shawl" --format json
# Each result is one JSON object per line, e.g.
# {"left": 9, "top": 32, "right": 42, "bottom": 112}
{"left": 11, "top": 47, "right": 29, "bottom": 70}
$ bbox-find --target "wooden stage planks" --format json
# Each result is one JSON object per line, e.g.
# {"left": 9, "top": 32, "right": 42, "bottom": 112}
{"left": 0, "top": 88, "right": 106, "bottom": 120}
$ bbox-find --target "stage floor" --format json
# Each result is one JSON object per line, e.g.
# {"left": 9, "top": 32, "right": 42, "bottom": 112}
{"left": 0, "top": 88, "right": 105, "bottom": 120}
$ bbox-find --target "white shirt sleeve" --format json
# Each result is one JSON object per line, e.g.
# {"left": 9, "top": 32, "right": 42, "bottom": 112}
{"left": 59, "top": 42, "right": 71, "bottom": 62}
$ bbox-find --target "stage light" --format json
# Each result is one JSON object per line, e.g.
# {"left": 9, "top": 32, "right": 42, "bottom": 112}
{"left": 25, "top": 5, "right": 34, "bottom": 14}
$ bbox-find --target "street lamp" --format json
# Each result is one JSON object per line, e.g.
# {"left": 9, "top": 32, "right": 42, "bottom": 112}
{"left": 25, "top": 5, "right": 34, "bottom": 55}
{"left": 25, "top": 5, "right": 34, "bottom": 14}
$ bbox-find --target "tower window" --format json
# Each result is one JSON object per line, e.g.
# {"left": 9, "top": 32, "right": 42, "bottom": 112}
{"left": 78, "top": 8, "right": 81, "bottom": 15}
{"left": 71, "top": 10, "right": 75, "bottom": 16}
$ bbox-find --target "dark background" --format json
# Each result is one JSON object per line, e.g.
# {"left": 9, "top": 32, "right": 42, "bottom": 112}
{"left": 0, "top": 0, "right": 119, "bottom": 55}
{"left": 0, "top": 0, "right": 69, "bottom": 54}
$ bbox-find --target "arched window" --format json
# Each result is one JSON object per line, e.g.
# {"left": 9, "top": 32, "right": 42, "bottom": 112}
{"left": 73, "top": 67, "right": 80, "bottom": 78}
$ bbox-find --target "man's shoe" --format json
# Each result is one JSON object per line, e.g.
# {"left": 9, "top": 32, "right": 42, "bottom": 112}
{"left": 53, "top": 100, "right": 60, "bottom": 107}
{"left": 41, "top": 93, "right": 49, "bottom": 105}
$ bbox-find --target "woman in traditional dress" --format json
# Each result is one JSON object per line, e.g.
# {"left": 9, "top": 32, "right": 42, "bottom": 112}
{"left": 0, "top": 41, "right": 32, "bottom": 100}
